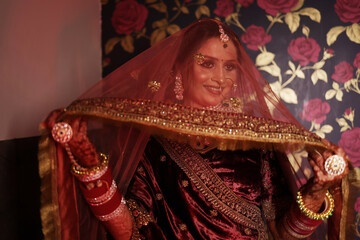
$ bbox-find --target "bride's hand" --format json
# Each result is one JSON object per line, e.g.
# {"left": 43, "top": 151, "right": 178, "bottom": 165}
{"left": 301, "top": 139, "right": 349, "bottom": 211}
{"left": 44, "top": 110, "right": 100, "bottom": 167}
{"left": 308, "top": 139, "right": 348, "bottom": 189}
{"left": 67, "top": 118, "right": 100, "bottom": 167}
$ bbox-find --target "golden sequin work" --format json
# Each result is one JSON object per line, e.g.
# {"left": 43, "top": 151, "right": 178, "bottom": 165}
{"left": 62, "top": 98, "right": 325, "bottom": 152}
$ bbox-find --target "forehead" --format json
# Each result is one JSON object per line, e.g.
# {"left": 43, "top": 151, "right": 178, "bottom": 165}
{"left": 196, "top": 37, "right": 237, "bottom": 60}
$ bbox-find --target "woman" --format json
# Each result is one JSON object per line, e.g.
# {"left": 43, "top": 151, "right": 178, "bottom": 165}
{"left": 39, "top": 19, "right": 351, "bottom": 239}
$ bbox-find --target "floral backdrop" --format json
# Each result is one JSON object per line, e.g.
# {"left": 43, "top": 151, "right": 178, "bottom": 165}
{"left": 101, "top": 0, "right": 360, "bottom": 237}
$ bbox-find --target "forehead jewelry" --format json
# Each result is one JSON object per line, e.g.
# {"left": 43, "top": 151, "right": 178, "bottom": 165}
{"left": 194, "top": 53, "right": 205, "bottom": 65}
{"left": 218, "top": 24, "right": 229, "bottom": 48}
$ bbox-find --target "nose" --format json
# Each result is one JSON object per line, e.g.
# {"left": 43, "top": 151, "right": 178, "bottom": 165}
{"left": 211, "top": 67, "right": 225, "bottom": 85}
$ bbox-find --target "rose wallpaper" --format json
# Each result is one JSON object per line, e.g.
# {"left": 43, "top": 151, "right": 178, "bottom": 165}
{"left": 101, "top": 0, "right": 360, "bottom": 236}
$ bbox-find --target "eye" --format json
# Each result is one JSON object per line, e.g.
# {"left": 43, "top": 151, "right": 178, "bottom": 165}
{"left": 224, "top": 63, "right": 235, "bottom": 71}
{"left": 201, "top": 60, "right": 214, "bottom": 68}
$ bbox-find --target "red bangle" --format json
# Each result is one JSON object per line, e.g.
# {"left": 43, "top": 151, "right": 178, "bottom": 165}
{"left": 70, "top": 153, "right": 126, "bottom": 222}
{"left": 87, "top": 180, "right": 118, "bottom": 206}
{"left": 283, "top": 203, "right": 323, "bottom": 238}
{"left": 89, "top": 189, "right": 123, "bottom": 216}
{"left": 79, "top": 166, "right": 113, "bottom": 199}
{"left": 96, "top": 197, "right": 126, "bottom": 221}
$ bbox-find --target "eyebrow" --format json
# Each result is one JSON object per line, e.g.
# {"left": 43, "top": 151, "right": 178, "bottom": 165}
{"left": 202, "top": 55, "right": 237, "bottom": 62}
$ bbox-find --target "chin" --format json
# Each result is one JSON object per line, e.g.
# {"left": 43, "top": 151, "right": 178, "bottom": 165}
{"left": 187, "top": 95, "right": 224, "bottom": 108}
{"left": 208, "top": 97, "right": 224, "bottom": 106}
{"left": 202, "top": 99, "right": 222, "bottom": 107}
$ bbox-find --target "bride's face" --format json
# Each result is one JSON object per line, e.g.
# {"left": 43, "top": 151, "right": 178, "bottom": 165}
{"left": 185, "top": 37, "right": 238, "bottom": 108}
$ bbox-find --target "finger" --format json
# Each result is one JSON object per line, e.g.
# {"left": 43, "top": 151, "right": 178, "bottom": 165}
{"left": 44, "top": 109, "right": 63, "bottom": 129}
{"left": 308, "top": 150, "right": 322, "bottom": 162}
{"left": 310, "top": 150, "right": 326, "bottom": 172}
{"left": 309, "top": 159, "right": 321, "bottom": 183}
{"left": 321, "top": 138, "right": 334, "bottom": 149}
{"left": 322, "top": 150, "right": 333, "bottom": 160}
{"left": 309, "top": 159, "right": 321, "bottom": 173}
{"left": 70, "top": 118, "right": 80, "bottom": 133}
{"left": 310, "top": 159, "right": 328, "bottom": 183}
{"left": 68, "top": 118, "right": 82, "bottom": 144}
{"left": 323, "top": 138, "right": 345, "bottom": 157}
{"left": 334, "top": 146, "right": 346, "bottom": 156}
{"left": 79, "top": 118, "right": 88, "bottom": 135}
{"left": 310, "top": 158, "right": 337, "bottom": 186}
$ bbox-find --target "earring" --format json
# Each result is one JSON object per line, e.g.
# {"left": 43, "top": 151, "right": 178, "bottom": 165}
{"left": 232, "top": 83, "right": 237, "bottom": 92}
{"left": 174, "top": 74, "right": 184, "bottom": 100}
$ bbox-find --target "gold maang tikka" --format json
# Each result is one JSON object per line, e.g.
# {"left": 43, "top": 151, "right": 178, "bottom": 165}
{"left": 218, "top": 24, "right": 229, "bottom": 48}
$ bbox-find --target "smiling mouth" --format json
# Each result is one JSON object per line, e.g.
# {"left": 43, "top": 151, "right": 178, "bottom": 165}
{"left": 204, "top": 85, "right": 223, "bottom": 95}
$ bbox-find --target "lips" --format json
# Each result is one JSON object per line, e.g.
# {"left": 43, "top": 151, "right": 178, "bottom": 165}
{"left": 204, "top": 85, "right": 223, "bottom": 95}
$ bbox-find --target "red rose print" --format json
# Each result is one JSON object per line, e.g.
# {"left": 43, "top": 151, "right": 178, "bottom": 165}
{"left": 345, "top": 107, "right": 352, "bottom": 115}
{"left": 241, "top": 25, "right": 272, "bottom": 51}
{"left": 353, "top": 52, "right": 360, "bottom": 69}
{"left": 327, "top": 49, "right": 334, "bottom": 55}
{"left": 355, "top": 197, "right": 360, "bottom": 212}
{"left": 324, "top": 48, "right": 335, "bottom": 60}
{"left": 287, "top": 37, "right": 321, "bottom": 66}
{"left": 331, "top": 61, "right": 354, "bottom": 83}
{"left": 300, "top": 98, "right": 330, "bottom": 124}
{"left": 257, "top": 0, "right": 299, "bottom": 16}
{"left": 338, "top": 127, "right": 360, "bottom": 167}
{"left": 235, "top": 0, "right": 254, "bottom": 8}
{"left": 334, "top": 0, "right": 360, "bottom": 23}
{"left": 214, "top": 0, "right": 234, "bottom": 17}
{"left": 111, "top": 0, "right": 148, "bottom": 35}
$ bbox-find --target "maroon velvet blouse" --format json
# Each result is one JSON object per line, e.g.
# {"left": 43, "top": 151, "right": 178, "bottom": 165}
{"left": 126, "top": 138, "right": 292, "bottom": 240}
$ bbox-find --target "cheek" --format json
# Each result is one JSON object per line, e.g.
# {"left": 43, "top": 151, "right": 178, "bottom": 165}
{"left": 222, "top": 83, "right": 233, "bottom": 96}
{"left": 226, "top": 70, "right": 238, "bottom": 80}
{"left": 193, "top": 68, "right": 210, "bottom": 85}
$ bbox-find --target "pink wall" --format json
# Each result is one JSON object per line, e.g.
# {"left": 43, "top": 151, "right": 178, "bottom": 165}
{"left": 0, "top": 0, "right": 101, "bottom": 140}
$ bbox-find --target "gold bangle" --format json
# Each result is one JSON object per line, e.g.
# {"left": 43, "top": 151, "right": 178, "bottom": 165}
{"left": 71, "top": 153, "right": 109, "bottom": 182}
{"left": 297, "top": 190, "right": 334, "bottom": 220}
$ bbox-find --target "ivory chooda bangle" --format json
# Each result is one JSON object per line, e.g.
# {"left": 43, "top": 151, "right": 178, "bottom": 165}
{"left": 96, "top": 197, "right": 127, "bottom": 221}
{"left": 297, "top": 190, "right": 334, "bottom": 220}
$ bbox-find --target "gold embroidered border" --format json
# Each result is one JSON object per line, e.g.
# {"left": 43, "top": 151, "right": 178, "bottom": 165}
{"left": 38, "top": 133, "right": 61, "bottom": 239}
{"left": 157, "top": 137, "right": 267, "bottom": 240}
{"left": 61, "top": 98, "right": 326, "bottom": 152}
{"left": 127, "top": 199, "right": 154, "bottom": 230}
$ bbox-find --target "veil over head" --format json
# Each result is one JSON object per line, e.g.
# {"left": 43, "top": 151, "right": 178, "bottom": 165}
{"left": 67, "top": 19, "right": 326, "bottom": 152}
{"left": 39, "top": 19, "right": 350, "bottom": 240}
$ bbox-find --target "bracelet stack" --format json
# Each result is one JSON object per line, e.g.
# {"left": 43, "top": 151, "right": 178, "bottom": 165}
{"left": 297, "top": 190, "right": 334, "bottom": 220}
{"left": 71, "top": 152, "right": 109, "bottom": 182}
{"left": 283, "top": 189, "right": 335, "bottom": 238}
{"left": 50, "top": 123, "right": 127, "bottom": 222}
{"left": 71, "top": 153, "right": 126, "bottom": 221}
